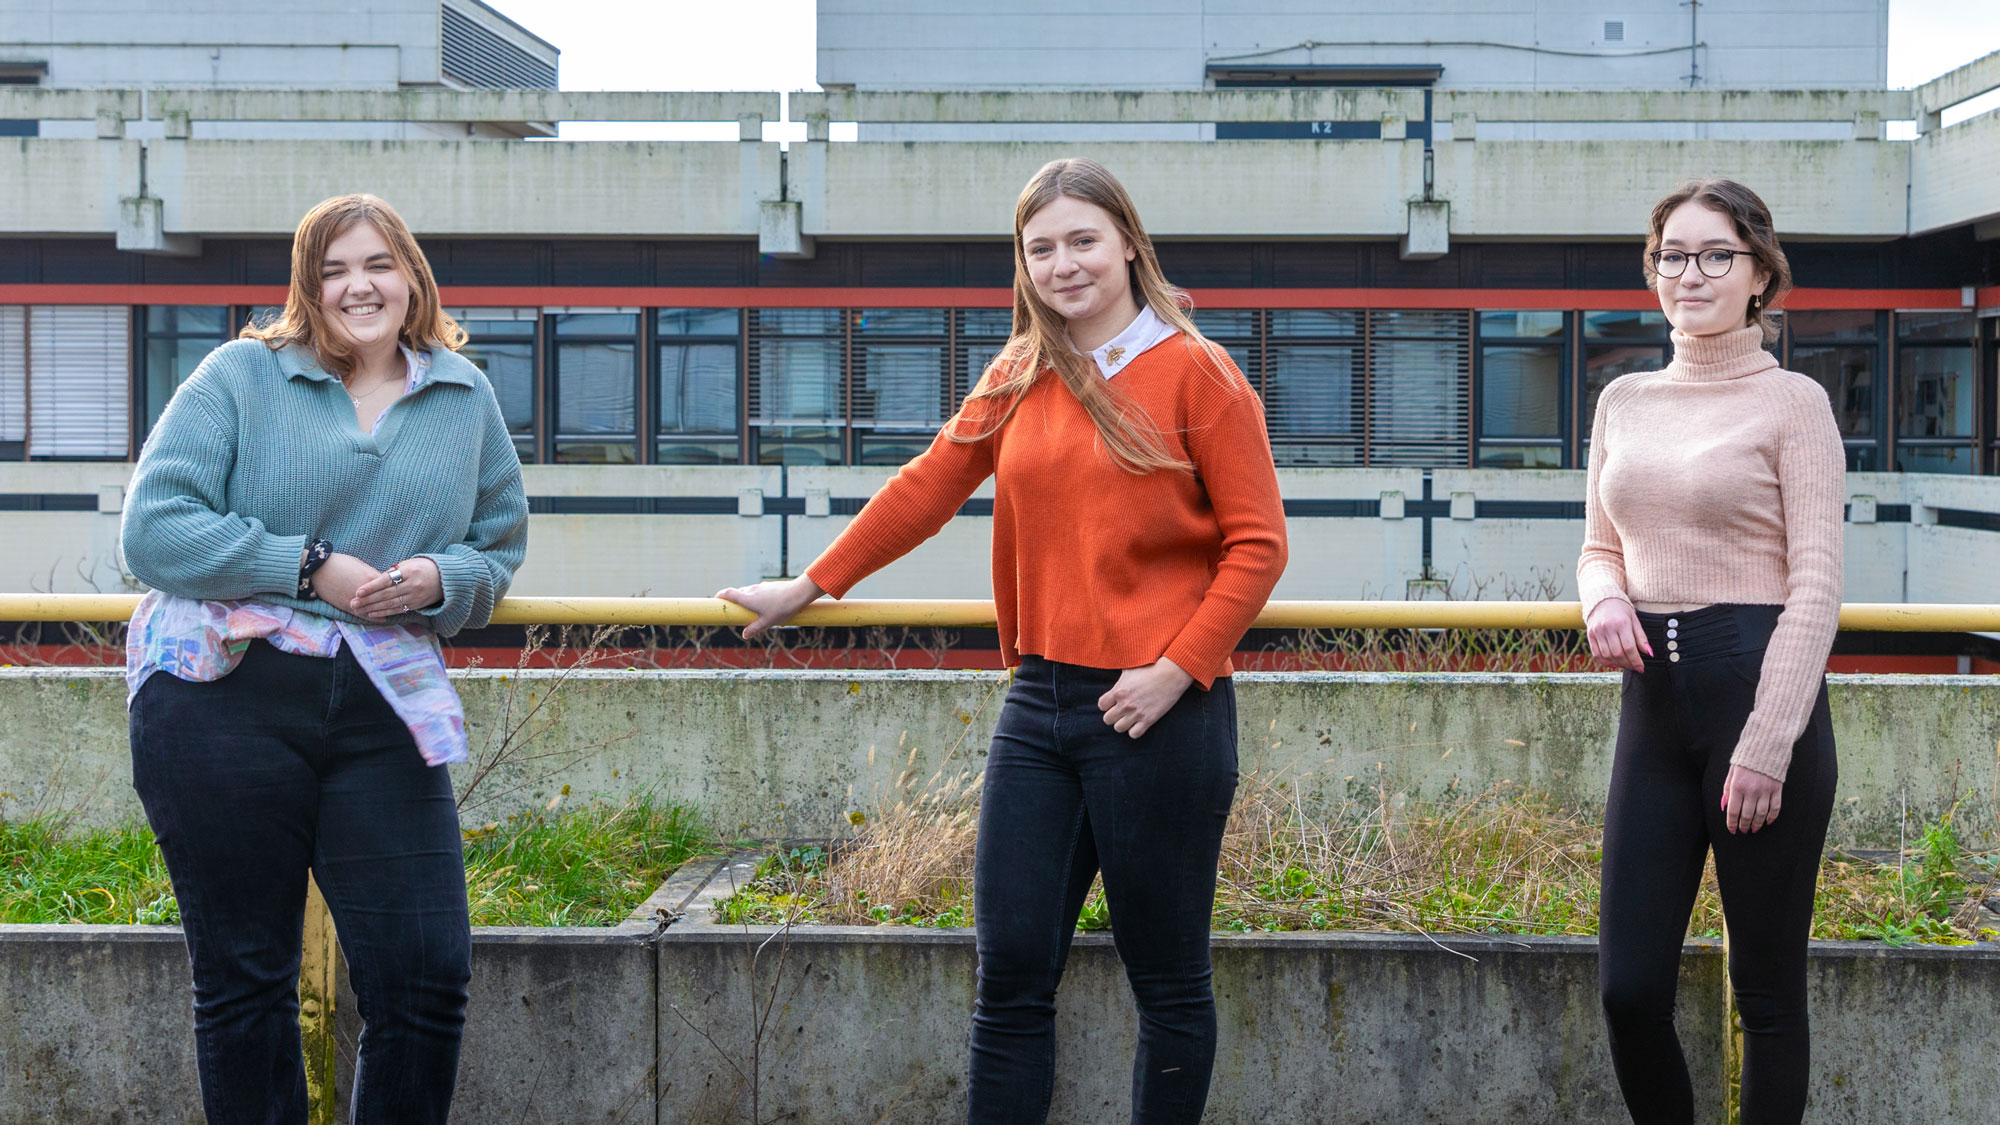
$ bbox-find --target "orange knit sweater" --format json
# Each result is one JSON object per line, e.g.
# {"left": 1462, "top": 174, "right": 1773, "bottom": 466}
{"left": 806, "top": 335, "right": 1288, "bottom": 688}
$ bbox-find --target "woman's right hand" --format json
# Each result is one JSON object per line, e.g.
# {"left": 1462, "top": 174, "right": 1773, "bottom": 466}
{"left": 309, "top": 553, "right": 382, "bottom": 613}
{"left": 1585, "top": 598, "right": 1652, "bottom": 672}
{"left": 715, "top": 575, "right": 826, "bottom": 640}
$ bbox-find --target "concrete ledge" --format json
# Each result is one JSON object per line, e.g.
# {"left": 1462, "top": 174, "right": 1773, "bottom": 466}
{"left": 9, "top": 669, "right": 2000, "bottom": 849}
{"left": 17, "top": 916, "right": 1994, "bottom": 1123}
{"left": 656, "top": 925, "right": 1726, "bottom": 1124}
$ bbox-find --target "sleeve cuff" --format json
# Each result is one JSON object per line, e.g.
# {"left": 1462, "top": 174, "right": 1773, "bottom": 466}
{"left": 420, "top": 548, "right": 488, "bottom": 623}
{"left": 803, "top": 559, "right": 857, "bottom": 601}
{"left": 1728, "top": 744, "right": 1791, "bottom": 783}
{"left": 254, "top": 533, "right": 311, "bottom": 597}
{"left": 1162, "top": 637, "right": 1223, "bottom": 691}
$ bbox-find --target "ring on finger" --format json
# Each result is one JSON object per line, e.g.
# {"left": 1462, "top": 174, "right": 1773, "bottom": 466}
{"left": 388, "top": 565, "right": 405, "bottom": 586}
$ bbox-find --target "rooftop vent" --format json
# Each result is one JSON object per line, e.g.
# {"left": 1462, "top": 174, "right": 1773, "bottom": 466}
{"left": 442, "top": 4, "right": 557, "bottom": 89}
{"left": 1604, "top": 20, "right": 1625, "bottom": 43}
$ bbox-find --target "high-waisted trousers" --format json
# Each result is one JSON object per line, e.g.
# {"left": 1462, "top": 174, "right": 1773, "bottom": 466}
{"left": 1599, "top": 605, "right": 1836, "bottom": 1125}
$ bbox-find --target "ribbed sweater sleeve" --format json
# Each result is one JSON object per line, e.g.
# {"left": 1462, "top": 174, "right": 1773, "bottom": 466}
{"left": 122, "top": 381, "right": 308, "bottom": 600}
{"left": 417, "top": 385, "right": 528, "bottom": 636}
{"left": 1730, "top": 381, "right": 1847, "bottom": 781}
{"left": 1160, "top": 375, "right": 1288, "bottom": 686}
{"left": 1575, "top": 387, "right": 1631, "bottom": 618}
{"left": 805, "top": 399, "right": 998, "bottom": 598}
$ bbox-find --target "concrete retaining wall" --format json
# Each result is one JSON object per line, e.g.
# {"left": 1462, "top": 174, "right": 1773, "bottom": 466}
{"left": 8, "top": 669, "right": 2000, "bottom": 849}
{"left": 5, "top": 874, "right": 1997, "bottom": 1123}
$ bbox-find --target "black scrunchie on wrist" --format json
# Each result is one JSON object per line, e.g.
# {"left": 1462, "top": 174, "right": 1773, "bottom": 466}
{"left": 297, "top": 539, "right": 334, "bottom": 597}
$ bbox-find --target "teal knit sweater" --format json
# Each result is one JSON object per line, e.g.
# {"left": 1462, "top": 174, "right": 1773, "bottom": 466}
{"left": 122, "top": 338, "right": 528, "bottom": 637}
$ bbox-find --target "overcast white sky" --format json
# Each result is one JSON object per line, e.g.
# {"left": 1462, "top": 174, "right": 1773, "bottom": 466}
{"left": 488, "top": 0, "right": 2000, "bottom": 138}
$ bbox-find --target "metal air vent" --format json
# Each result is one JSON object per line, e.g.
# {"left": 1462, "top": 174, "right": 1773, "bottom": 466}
{"left": 1604, "top": 20, "right": 1625, "bottom": 43}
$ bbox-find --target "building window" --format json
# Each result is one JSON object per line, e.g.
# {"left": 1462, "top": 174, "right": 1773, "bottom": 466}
{"left": 1368, "top": 310, "right": 1471, "bottom": 466}
{"left": 21, "top": 305, "right": 132, "bottom": 460}
{"left": 1249, "top": 309, "right": 1469, "bottom": 467}
{"left": 852, "top": 308, "right": 951, "bottom": 466}
{"left": 1787, "top": 309, "right": 1881, "bottom": 471}
{"left": 1476, "top": 310, "right": 1566, "bottom": 468}
{"left": 0, "top": 307, "right": 23, "bottom": 459}
{"left": 550, "top": 311, "right": 638, "bottom": 464}
{"left": 749, "top": 308, "right": 846, "bottom": 465}
{"left": 1262, "top": 309, "right": 1364, "bottom": 465}
{"left": 138, "top": 306, "right": 229, "bottom": 444}
{"left": 953, "top": 308, "right": 1014, "bottom": 403}
{"left": 453, "top": 308, "right": 540, "bottom": 464}
{"left": 657, "top": 307, "right": 741, "bottom": 464}
{"left": 1894, "top": 311, "right": 1978, "bottom": 475}
{"left": 1580, "top": 309, "right": 1671, "bottom": 450}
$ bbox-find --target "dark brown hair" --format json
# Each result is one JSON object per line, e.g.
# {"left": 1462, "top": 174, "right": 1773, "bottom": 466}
{"left": 242, "top": 193, "right": 464, "bottom": 376}
{"left": 1643, "top": 178, "right": 1792, "bottom": 343}
{"left": 952, "top": 158, "right": 1236, "bottom": 474}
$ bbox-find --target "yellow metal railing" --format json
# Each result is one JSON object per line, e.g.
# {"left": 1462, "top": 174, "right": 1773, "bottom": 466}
{"left": 5, "top": 593, "right": 2000, "bottom": 632}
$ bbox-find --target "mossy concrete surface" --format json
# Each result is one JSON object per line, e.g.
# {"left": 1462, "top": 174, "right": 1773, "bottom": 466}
{"left": 657, "top": 925, "right": 1727, "bottom": 1124}
{"left": 6, "top": 669, "right": 1999, "bottom": 848}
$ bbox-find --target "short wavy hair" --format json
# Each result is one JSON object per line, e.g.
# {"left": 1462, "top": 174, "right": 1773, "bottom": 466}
{"left": 242, "top": 193, "right": 464, "bottom": 375}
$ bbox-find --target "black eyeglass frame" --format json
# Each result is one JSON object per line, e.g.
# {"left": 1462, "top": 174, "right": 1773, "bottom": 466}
{"left": 1648, "top": 248, "right": 1758, "bottom": 280}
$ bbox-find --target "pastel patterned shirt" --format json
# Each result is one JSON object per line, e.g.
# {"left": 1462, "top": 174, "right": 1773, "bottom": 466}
{"left": 125, "top": 348, "right": 469, "bottom": 766}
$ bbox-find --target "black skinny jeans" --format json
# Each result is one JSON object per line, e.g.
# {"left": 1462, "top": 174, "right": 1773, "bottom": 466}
{"left": 969, "top": 656, "right": 1238, "bottom": 1125}
{"left": 130, "top": 641, "right": 471, "bottom": 1125}
{"left": 1599, "top": 605, "right": 1837, "bottom": 1125}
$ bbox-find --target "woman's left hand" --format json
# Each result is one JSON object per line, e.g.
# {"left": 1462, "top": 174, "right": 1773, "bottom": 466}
{"left": 1098, "top": 658, "right": 1195, "bottom": 739}
{"left": 350, "top": 557, "right": 443, "bottom": 621}
{"left": 1722, "top": 764, "right": 1783, "bottom": 834}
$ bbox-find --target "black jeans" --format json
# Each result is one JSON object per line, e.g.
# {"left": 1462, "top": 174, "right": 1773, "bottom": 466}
{"left": 130, "top": 641, "right": 471, "bottom": 1125}
{"left": 1599, "top": 605, "right": 1837, "bottom": 1125}
{"left": 968, "top": 656, "right": 1238, "bottom": 1125}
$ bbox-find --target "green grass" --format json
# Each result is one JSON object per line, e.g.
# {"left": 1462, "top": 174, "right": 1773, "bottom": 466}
{"left": 0, "top": 797, "right": 712, "bottom": 928}
{"left": 0, "top": 818, "right": 180, "bottom": 925}
{"left": 462, "top": 797, "right": 710, "bottom": 926}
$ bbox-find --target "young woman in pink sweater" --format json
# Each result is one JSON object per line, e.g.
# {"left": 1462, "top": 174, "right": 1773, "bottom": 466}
{"left": 1579, "top": 179, "right": 1845, "bottom": 1125}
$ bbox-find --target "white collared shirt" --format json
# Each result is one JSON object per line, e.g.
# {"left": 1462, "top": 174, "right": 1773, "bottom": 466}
{"left": 1078, "top": 304, "right": 1178, "bottom": 379}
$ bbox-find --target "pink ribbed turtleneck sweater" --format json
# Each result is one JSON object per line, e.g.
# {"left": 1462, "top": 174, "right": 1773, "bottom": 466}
{"left": 1578, "top": 324, "right": 1846, "bottom": 781}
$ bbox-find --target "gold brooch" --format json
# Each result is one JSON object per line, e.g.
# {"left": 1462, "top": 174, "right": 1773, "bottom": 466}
{"left": 1104, "top": 346, "right": 1126, "bottom": 367}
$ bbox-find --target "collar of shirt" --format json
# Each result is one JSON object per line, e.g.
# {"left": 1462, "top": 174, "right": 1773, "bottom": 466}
{"left": 401, "top": 345, "right": 431, "bottom": 391}
{"left": 1077, "top": 304, "right": 1177, "bottom": 379}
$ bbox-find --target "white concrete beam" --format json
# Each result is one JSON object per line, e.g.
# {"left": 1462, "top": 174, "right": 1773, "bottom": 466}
{"left": 150, "top": 140, "right": 777, "bottom": 237}
{"left": 1433, "top": 139, "right": 1910, "bottom": 239}
{"left": 1911, "top": 108, "right": 2000, "bottom": 236}
{"left": 1916, "top": 49, "right": 2000, "bottom": 125}
{"left": 1433, "top": 88, "right": 1913, "bottom": 123}
{"left": 793, "top": 88, "right": 1424, "bottom": 124}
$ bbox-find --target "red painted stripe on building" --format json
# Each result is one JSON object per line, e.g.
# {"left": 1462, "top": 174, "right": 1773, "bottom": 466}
{"left": 0, "top": 283, "right": 1975, "bottom": 311}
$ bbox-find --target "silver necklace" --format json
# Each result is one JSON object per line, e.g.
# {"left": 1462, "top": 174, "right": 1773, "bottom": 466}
{"left": 344, "top": 378, "right": 398, "bottom": 409}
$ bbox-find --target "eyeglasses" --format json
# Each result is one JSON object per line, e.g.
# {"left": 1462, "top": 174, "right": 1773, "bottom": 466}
{"left": 1649, "top": 248, "right": 1756, "bottom": 280}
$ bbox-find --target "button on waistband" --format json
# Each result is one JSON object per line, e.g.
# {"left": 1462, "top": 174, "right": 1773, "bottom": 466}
{"left": 1668, "top": 618, "right": 1680, "bottom": 628}
{"left": 1669, "top": 652, "right": 1680, "bottom": 662}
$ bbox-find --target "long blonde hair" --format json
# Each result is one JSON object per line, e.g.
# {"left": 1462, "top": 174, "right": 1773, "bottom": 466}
{"left": 953, "top": 158, "right": 1236, "bottom": 474}
{"left": 242, "top": 193, "right": 464, "bottom": 377}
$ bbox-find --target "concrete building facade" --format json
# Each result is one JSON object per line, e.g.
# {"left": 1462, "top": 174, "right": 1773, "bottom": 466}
{"left": 0, "top": 3, "right": 1995, "bottom": 609}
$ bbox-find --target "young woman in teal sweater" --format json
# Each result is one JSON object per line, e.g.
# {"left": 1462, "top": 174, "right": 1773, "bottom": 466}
{"left": 122, "top": 193, "right": 526, "bottom": 1124}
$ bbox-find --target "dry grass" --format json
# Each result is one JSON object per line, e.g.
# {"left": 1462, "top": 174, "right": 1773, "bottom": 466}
{"left": 715, "top": 770, "right": 1997, "bottom": 946}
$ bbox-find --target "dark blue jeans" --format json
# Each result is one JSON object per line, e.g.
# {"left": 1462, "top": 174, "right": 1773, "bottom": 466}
{"left": 130, "top": 640, "right": 471, "bottom": 1125}
{"left": 969, "top": 656, "right": 1238, "bottom": 1125}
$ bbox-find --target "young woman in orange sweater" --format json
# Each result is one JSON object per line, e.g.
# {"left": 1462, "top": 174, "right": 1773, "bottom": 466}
{"left": 719, "top": 157, "right": 1287, "bottom": 1124}
{"left": 1580, "top": 179, "right": 1845, "bottom": 1125}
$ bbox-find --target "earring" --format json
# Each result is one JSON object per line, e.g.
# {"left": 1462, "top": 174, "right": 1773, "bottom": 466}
{"left": 1749, "top": 294, "right": 1762, "bottom": 312}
